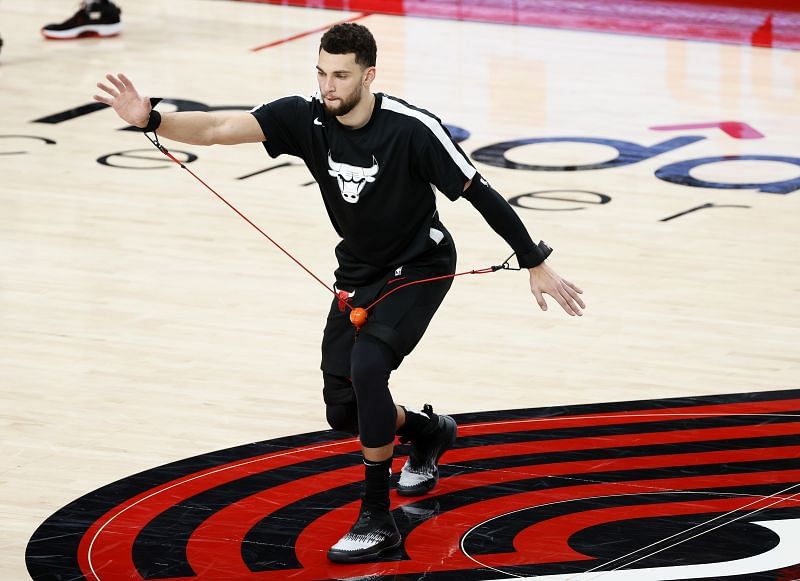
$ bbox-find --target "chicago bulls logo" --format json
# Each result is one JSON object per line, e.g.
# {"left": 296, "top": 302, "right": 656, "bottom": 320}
{"left": 327, "top": 152, "right": 380, "bottom": 203}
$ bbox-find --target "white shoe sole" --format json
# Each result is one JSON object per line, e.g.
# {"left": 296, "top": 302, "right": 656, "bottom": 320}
{"left": 42, "top": 22, "right": 122, "bottom": 39}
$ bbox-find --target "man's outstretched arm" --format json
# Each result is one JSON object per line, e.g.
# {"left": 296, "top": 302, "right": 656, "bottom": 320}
{"left": 461, "top": 176, "right": 585, "bottom": 317}
{"left": 93, "top": 73, "right": 265, "bottom": 146}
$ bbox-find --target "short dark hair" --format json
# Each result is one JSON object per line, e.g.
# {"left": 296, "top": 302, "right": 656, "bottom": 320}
{"left": 320, "top": 23, "right": 377, "bottom": 68}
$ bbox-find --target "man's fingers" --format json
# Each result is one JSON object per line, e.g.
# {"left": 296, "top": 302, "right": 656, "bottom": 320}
{"left": 93, "top": 94, "right": 112, "bottom": 106}
{"left": 118, "top": 73, "right": 135, "bottom": 90}
{"left": 565, "top": 279, "right": 584, "bottom": 294}
{"left": 540, "top": 283, "right": 582, "bottom": 317}
{"left": 560, "top": 284, "right": 584, "bottom": 316}
{"left": 105, "top": 74, "right": 126, "bottom": 92}
{"left": 529, "top": 266, "right": 585, "bottom": 316}
{"left": 554, "top": 289, "right": 578, "bottom": 316}
{"left": 532, "top": 288, "right": 548, "bottom": 311}
{"left": 565, "top": 283, "right": 586, "bottom": 309}
{"left": 96, "top": 81, "right": 119, "bottom": 98}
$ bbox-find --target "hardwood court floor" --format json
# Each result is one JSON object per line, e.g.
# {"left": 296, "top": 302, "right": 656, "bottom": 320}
{"left": 1, "top": 0, "right": 799, "bottom": 579}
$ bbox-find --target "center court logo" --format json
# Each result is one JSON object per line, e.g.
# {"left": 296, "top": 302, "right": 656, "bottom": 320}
{"left": 25, "top": 389, "right": 800, "bottom": 580}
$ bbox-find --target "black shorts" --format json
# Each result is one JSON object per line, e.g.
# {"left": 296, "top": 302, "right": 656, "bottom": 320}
{"left": 320, "top": 230, "right": 457, "bottom": 380}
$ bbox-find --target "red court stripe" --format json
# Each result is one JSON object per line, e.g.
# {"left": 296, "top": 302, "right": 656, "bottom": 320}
{"left": 89, "top": 419, "right": 800, "bottom": 574}
{"left": 437, "top": 445, "right": 800, "bottom": 499}
{"left": 511, "top": 494, "right": 800, "bottom": 562}
{"left": 293, "top": 451, "right": 800, "bottom": 571}
{"left": 77, "top": 399, "right": 800, "bottom": 578}
{"left": 404, "top": 471, "right": 800, "bottom": 570}
{"left": 450, "top": 420, "right": 800, "bottom": 463}
{"left": 76, "top": 437, "right": 361, "bottom": 580}
{"left": 185, "top": 463, "right": 363, "bottom": 576}
{"left": 185, "top": 425, "right": 800, "bottom": 574}
{"left": 650, "top": 121, "right": 765, "bottom": 139}
{"left": 250, "top": 13, "right": 370, "bottom": 51}
{"left": 288, "top": 470, "right": 800, "bottom": 577}
{"left": 80, "top": 442, "right": 800, "bottom": 578}
{"left": 457, "top": 398, "right": 800, "bottom": 436}
{"left": 81, "top": 402, "right": 800, "bottom": 567}
{"left": 79, "top": 411, "right": 800, "bottom": 577}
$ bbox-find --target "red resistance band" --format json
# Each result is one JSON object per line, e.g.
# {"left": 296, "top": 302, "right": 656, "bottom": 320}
{"left": 144, "top": 132, "right": 518, "bottom": 329}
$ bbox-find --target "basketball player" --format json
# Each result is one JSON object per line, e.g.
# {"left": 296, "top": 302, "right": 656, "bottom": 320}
{"left": 94, "top": 22, "right": 584, "bottom": 563}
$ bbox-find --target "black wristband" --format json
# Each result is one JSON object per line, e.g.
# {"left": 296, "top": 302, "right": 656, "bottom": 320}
{"left": 141, "top": 109, "right": 161, "bottom": 133}
{"left": 516, "top": 240, "right": 553, "bottom": 269}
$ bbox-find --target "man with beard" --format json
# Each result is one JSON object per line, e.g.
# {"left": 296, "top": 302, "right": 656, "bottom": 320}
{"left": 94, "top": 22, "right": 584, "bottom": 563}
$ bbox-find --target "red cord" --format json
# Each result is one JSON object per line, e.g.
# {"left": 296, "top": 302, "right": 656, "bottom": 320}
{"left": 158, "top": 147, "right": 340, "bottom": 302}
{"left": 365, "top": 267, "right": 496, "bottom": 311}
{"left": 146, "top": 135, "right": 510, "bottom": 318}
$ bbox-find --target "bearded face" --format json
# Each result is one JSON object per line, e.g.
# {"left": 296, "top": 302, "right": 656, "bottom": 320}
{"left": 322, "top": 82, "right": 363, "bottom": 117}
{"left": 317, "top": 49, "right": 373, "bottom": 119}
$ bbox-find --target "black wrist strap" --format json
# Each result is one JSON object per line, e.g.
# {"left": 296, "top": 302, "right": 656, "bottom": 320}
{"left": 517, "top": 240, "right": 553, "bottom": 269}
{"left": 141, "top": 109, "right": 161, "bottom": 133}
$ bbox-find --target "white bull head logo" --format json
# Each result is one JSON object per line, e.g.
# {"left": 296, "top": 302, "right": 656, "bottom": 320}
{"left": 328, "top": 152, "right": 380, "bottom": 203}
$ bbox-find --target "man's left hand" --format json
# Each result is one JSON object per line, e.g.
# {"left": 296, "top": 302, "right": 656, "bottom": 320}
{"left": 528, "top": 262, "right": 585, "bottom": 316}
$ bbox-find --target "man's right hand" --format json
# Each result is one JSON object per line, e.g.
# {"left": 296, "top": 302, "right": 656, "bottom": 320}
{"left": 92, "top": 73, "right": 266, "bottom": 146}
{"left": 94, "top": 73, "right": 151, "bottom": 128}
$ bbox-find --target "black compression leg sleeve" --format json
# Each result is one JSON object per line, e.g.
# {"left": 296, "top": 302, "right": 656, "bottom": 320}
{"left": 325, "top": 402, "right": 359, "bottom": 434}
{"left": 323, "top": 373, "right": 359, "bottom": 435}
{"left": 350, "top": 335, "right": 398, "bottom": 448}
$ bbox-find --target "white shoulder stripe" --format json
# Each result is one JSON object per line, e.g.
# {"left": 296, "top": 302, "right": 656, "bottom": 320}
{"left": 381, "top": 96, "right": 476, "bottom": 180}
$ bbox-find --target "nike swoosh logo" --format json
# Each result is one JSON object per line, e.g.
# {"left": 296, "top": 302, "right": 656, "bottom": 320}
{"left": 313, "top": 117, "right": 323, "bottom": 126}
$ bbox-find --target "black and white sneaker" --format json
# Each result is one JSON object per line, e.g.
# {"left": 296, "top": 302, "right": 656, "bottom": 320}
{"left": 397, "top": 405, "right": 457, "bottom": 496}
{"left": 41, "top": 2, "right": 122, "bottom": 40}
{"left": 327, "top": 506, "right": 402, "bottom": 563}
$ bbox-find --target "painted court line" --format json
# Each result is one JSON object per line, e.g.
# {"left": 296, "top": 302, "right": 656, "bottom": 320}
{"left": 250, "top": 13, "right": 370, "bottom": 52}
